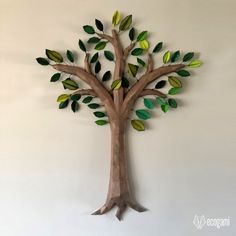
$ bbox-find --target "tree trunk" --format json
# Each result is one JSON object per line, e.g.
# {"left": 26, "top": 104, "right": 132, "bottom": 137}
{"left": 92, "top": 119, "right": 146, "bottom": 220}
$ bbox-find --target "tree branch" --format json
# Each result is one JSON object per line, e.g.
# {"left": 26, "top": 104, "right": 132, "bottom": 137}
{"left": 139, "top": 89, "right": 166, "bottom": 98}
{"left": 84, "top": 53, "right": 91, "bottom": 73}
{"left": 72, "top": 89, "right": 97, "bottom": 97}
{"left": 146, "top": 53, "right": 154, "bottom": 74}
{"left": 123, "top": 42, "right": 136, "bottom": 60}
{"left": 96, "top": 32, "right": 114, "bottom": 44}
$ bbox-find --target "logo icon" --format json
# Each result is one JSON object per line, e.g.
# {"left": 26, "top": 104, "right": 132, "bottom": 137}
{"left": 193, "top": 215, "right": 206, "bottom": 229}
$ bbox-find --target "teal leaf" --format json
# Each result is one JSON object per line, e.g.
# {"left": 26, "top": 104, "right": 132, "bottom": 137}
{"left": 87, "top": 37, "right": 101, "bottom": 44}
{"left": 168, "top": 87, "right": 181, "bottom": 95}
{"left": 135, "top": 109, "right": 151, "bottom": 120}
{"left": 168, "top": 98, "right": 178, "bottom": 108}
{"left": 144, "top": 98, "right": 154, "bottom": 109}
{"left": 176, "top": 70, "right": 190, "bottom": 77}
{"left": 131, "top": 48, "right": 143, "bottom": 56}
{"left": 156, "top": 97, "right": 166, "bottom": 106}
{"left": 36, "top": 57, "right": 49, "bottom": 65}
{"left": 93, "top": 111, "right": 106, "bottom": 118}
{"left": 70, "top": 94, "right": 81, "bottom": 101}
{"left": 152, "top": 42, "right": 163, "bottom": 53}
{"left": 50, "top": 73, "right": 61, "bottom": 82}
{"left": 83, "top": 25, "right": 95, "bottom": 34}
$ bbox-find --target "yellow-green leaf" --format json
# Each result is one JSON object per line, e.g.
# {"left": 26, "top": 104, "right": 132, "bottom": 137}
{"left": 188, "top": 60, "right": 203, "bottom": 68}
{"left": 57, "top": 94, "right": 69, "bottom": 102}
{"left": 111, "top": 79, "right": 122, "bottom": 90}
{"left": 46, "top": 49, "right": 63, "bottom": 63}
{"left": 139, "top": 40, "right": 149, "bottom": 50}
{"left": 128, "top": 63, "right": 139, "bottom": 77}
{"left": 112, "top": 10, "right": 121, "bottom": 26}
{"left": 163, "top": 51, "right": 171, "bottom": 64}
{"left": 119, "top": 15, "right": 132, "bottom": 31}
{"left": 131, "top": 119, "right": 145, "bottom": 131}
{"left": 168, "top": 76, "right": 182, "bottom": 88}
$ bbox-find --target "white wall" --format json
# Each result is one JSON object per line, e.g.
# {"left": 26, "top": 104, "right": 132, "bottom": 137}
{"left": 0, "top": 0, "right": 235, "bottom": 235}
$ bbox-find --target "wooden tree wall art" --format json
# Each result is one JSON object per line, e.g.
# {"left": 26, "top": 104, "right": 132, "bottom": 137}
{"left": 36, "top": 11, "right": 202, "bottom": 220}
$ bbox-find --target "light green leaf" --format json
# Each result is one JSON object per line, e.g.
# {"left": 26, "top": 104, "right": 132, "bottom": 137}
{"left": 168, "top": 76, "right": 182, "bottom": 88}
{"left": 188, "top": 60, "right": 203, "bottom": 68}
{"left": 161, "top": 104, "right": 169, "bottom": 113}
{"left": 135, "top": 109, "right": 151, "bottom": 120}
{"left": 163, "top": 51, "right": 171, "bottom": 63}
{"left": 119, "top": 15, "right": 132, "bottom": 31}
{"left": 71, "top": 101, "right": 79, "bottom": 112}
{"left": 131, "top": 119, "right": 145, "bottom": 131}
{"left": 66, "top": 50, "right": 74, "bottom": 63}
{"left": 131, "top": 48, "right": 143, "bottom": 56}
{"left": 93, "top": 111, "right": 106, "bottom": 118}
{"left": 46, "top": 49, "right": 63, "bottom": 63}
{"left": 112, "top": 10, "right": 121, "bottom": 26}
{"left": 62, "top": 78, "right": 79, "bottom": 90}
{"left": 153, "top": 42, "right": 163, "bottom": 53}
{"left": 111, "top": 79, "right": 122, "bottom": 90}
{"left": 50, "top": 73, "right": 61, "bottom": 82}
{"left": 183, "top": 52, "right": 194, "bottom": 62}
{"left": 156, "top": 97, "right": 166, "bottom": 106}
{"left": 137, "top": 31, "right": 148, "bottom": 41}
{"left": 104, "top": 51, "right": 114, "bottom": 61}
{"left": 82, "top": 96, "right": 93, "bottom": 104}
{"left": 139, "top": 40, "right": 149, "bottom": 50}
{"left": 36, "top": 57, "right": 49, "bottom": 65}
{"left": 95, "top": 119, "right": 108, "bottom": 125}
{"left": 95, "top": 41, "right": 107, "bottom": 50}
{"left": 83, "top": 25, "right": 95, "bottom": 34}
{"left": 168, "top": 87, "right": 181, "bottom": 95}
{"left": 128, "top": 63, "right": 139, "bottom": 77}
{"left": 168, "top": 98, "right": 178, "bottom": 108}
{"left": 144, "top": 98, "right": 154, "bottom": 109}
{"left": 57, "top": 94, "right": 69, "bottom": 103}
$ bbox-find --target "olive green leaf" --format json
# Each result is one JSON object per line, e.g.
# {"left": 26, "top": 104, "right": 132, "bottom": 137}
{"left": 161, "top": 104, "right": 169, "bottom": 113}
{"left": 57, "top": 94, "right": 70, "bottom": 103}
{"left": 188, "top": 60, "right": 203, "bottom": 68}
{"left": 95, "top": 61, "right": 101, "bottom": 74}
{"left": 168, "top": 98, "right": 178, "bottom": 108}
{"left": 168, "top": 76, "right": 182, "bottom": 88}
{"left": 102, "top": 71, "right": 111, "bottom": 81}
{"left": 155, "top": 80, "right": 166, "bottom": 89}
{"left": 153, "top": 42, "right": 163, "bottom": 53}
{"left": 119, "top": 15, "right": 132, "bottom": 31}
{"left": 59, "top": 100, "right": 69, "bottom": 109}
{"left": 36, "top": 57, "right": 49, "bottom": 65}
{"left": 131, "top": 119, "right": 145, "bottom": 131}
{"left": 137, "top": 57, "right": 146, "bottom": 67}
{"left": 88, "top": 103, "right": 100, "bottom": 109}
{"left": 129, "top": 27, "right": 136, "bottom": 41}
{"left": 131, "top": 48, "right": 143, "bottom": 56}
{"left": 183, "top": 52, "right": 194, "bottom": 62}
{"left": 95, "top": 119, "right": 108, "bottom": 125}
{"left": 66, "top": 50, "right": 74, "bottom": 63}
{"left": 46, "top": 49, "right": 63, "bottom": 63}
{"left": 176, "top": 70, "right": 190, "bottom": 77}
{"left": 168, "top": 87, "right": 181, "bottom": 95}
{"left": 83, "top": 25, "right": 95, "bottom": 34}
{"left": 156, "top": 97, "right": 166, "bottom": 106}
{"left": 171, "top": 50, "right": 180, "bottom": 63}
{"left": 144, "top": 98, "right": 154, "bottom": 109}
{"left": 121, "top": 77, "right": 129, "bottom": 88}
{"left": 139, "top": 40, "right": 149, "bottom": 50}
{"left": 112, "top": 10, "right": 121, "bottom": 26}
{"left": 95, "top": 41, "right": 107, "bottom": 50}
{"left": 82, "top": 96, "right": 93, "bottom": 104}
{"left": 93, "top": 111, "right": 106, "bottom": 118}
{"left": 163, "top": 51, "right": 171, "bottom": 63}
{"left": 71, "top": 101, "right": 79, "bottom": 112}
{"left": 50, "top": 73, "right": 61, "bottom": 82}
{"left": 104, "top": 51, "right": 114, "bottom": 61}
{"left": 137, "top": 31, "right": 148, "bottom": 41}
{"left": 128, "top": 63, "right": 139, "bottom": 77}
{"left": 78, "top": 40, "right": 86, "bottom": 52}
{"left": 62, "top": 78, "right": 79, "bottom": 90}
{"left": 95, "top": 19, "right": 103, "bottom": 31}
{"left": 87, "top": 37, "right": 101, "bottom": 44}
{"left": 90, "top": 52, "right": 99, "bottom": 63}
{"left": 135, "top": 109, "right": 151, "bottom": 120}
{"left": 70, "top": 94, "right": 81, "bottom": 101}
{"left": 111, "top": 79, "right": 122, "bottom": 90}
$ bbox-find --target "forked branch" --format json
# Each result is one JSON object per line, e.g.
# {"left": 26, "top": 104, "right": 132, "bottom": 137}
{"left": 139, "top": 89, "right": 166, "bottom": 98}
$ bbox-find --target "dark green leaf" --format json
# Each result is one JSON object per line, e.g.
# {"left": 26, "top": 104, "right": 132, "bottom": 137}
{"left": 144, "top": 98, "right": 154, "bottom": 109}
{"left": 95, "top": 19, "right": 103, "bottom": 31}
{"left": 131, "top": 48, "right": 143, "bottom": 56}
{"left": 102, "top": 71, "right": 111, "bottom": 82}
{"left": 50, "top": 73, "right": 61, "bottom": 82}
{"left": 119, "top": 15, "right": 132, "bottom": 31}
{"left": 93, "top": 111, "right": 106, "bottom": 118}
{"left": 62, "top": 78, "right": 79, "bottom": 90}
{"left": 135, "top": 109, "right": 151, "bottom": 120}
{"left": 104, "top": 51, "right": 114, "bottom": 61}
{"left": 128, "top": 63, "right": 139, "bottom": 77}
{"left": 168, "top": 87, "right": 181, "bottom": 95}
{"left": 171, "top": 50, "right": 180, "bottom": 63}
{"left": 111, "top": 79, "right": 122, "bottom": 90}
{"left": 168, "top": 98, "right": 178, "bottom": 108}
{"left": 71, "top": 101, "right": 79, "bottom": 112}
{"left": 70, "top": 94, "right": 81, "bottom": 101}
{"left": 78, "top": 40, "right": 86, "bottom": 52}
{"left": 87, "top": 37, "right": 101, "bottom": 44}
{"left": 156, "top": 97, "right": 166, "bottom": 106}
{"left": 176, "top": 70, "right": 190, "bottom": 77}
{"left": 82, "top": 96, "right": 93, "bottom": 104}
{"left": 59, "top": 100, "right": 69, "bottom": 109}
{"left": 161, "top": 104, "right": 169, "bottom": 113}
{"left": 137, "top": 57, "right": 146, "bottom": 67}
{"left": 95, "top": 119, "right": 107, "bottom": 125}
{"left": 66, "top": 50, "right": 74, "bottom": 63}
{"left": 90, "top": 52, "right": 99, "bottom": 63}
{"left": 83, "top": 25, "right": 95, "bottom": 34}
{"left": 183, "top": 52, "right": 194, "bottom": 62}
{"left": 95, "top": 41, "right": 107, "bottom": 50}
{"left": 57, "top": 94, "right": 69, "bottom": 102}
{"left": 121, "top": 77, "right": 129, "bottom": 88}
{"left": 168, "top": 76, "right": 182, "bottom": 87}
{"left": 88, "top": 103, "right": 100, "bottom": 109}
{"left": 36, "top": 57, "right": 49, "bottom": 65}
{"left": 155, "top": 80, "right": 166, "bottom": 89}
{"left": 95, "top": 61, "right": 101, "bottom": 73}
{"left": 152, "top": 42, "right": 163, "bottom": 53}
{"left": 131, "top": 119, "right": 145, "bottom": 131}
{"left": 137, "top": 31, "right": 148, "bottom": 41}
{"left": 46, "top": 49, "right": 63, "bottom": 63}
{"left": 129, "top": 27, "right": 136, "bottom": 41}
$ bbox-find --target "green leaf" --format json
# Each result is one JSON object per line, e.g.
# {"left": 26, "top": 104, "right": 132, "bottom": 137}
{"left": 93, "top": 111, "right": 106, "bottom": 118}
{"left": 46, "top": 49, "right": 63, "bottom": 63}
{"left": 135, "top": 109, "right": 151, "bottom": 120}
{"left": 156, "top": 97, "right": 166, "bottom": 106}
{"left": 87, "top": 37, "right": 101, "bottom": 44}
{"left": 139, "top": 40, "right": 149, "bottom": 50}
{"left": 129, "top": 27, "right": 136, "bottom": 41}
{"left": 78, "top": 40, "right": 86, "bottom": 52}
{"left": 131, "top": 119, "right": 145, "bottom": 131}
{"left": 95, "top": 19, "right": 103, "bottom": 31}
{"left": 83, "top": 25, "right": 95, "bottom": 34}
{"left": 59, "top": 100, "right": 69, "bottom": 109}
{"left": 137, "top": 31, "right": 148, "bottom": 41}
{"left": 88, "top": 103, "right": 100, "bottom": 109}
{"left": 168, "top": 87, "right": 181, "bottom": 95}
{"left": 121, "top": 77, "right": 129, "bottom": 88}
{"left": 155, "top": 80, "right": 166, "bottom": 89}
{"left": 168, "top": 98, "right": 178, "bottom": 108}
{"left": 176, "top": 70, "right": 190, "bottom": 77}
{"left": 62, "top": 78, "right": 79, "bottom": 90}
{"left": 111, "top": 79, "right": 122, "bottom": 90}
{"left": 104, "top": 51, "right": 114, "bottom": 61}
{"left": 188, "top": 60, "right": 203, "bottom": 68}
{"left": 131, "top": 48, "right": 143, "bottom": 56}
{"left": 163, "top": 51, "right": 171, "bottom": 63}
{"left": 66, "top": 50, "right": 74, "bottom": 63}
{"left": 70, "top": 94, "right": 81, "bottom": 101}
{"left": 112, "top": 10, "right": 121, "bottom": 26}
{"left": 168, "top": 76, "right": 182, "bottom": 88}
{"left": 95, "top": 41, "right": 107, "bottom": 50}
{"left": 50, "top": 73, "right": 61, "bottom": 82}
{"left": 95, "top": 61, "right": 101, "bottom": 73}
{"left": 57, "top": 94, "right": 69, "bottom": 103}
{"left": 90, "top": 52, "right": 99, "bottom": 63}
{"left": 171, "top": 50, "right": 180, "bottom": 63}
{"left": 161, "top": 104, "right": 169, "bottom": 113}
{"left": 95, "top": 119, "right": 107, "bottom": 126}
{"left": 102, "top": 71, "right": 111, "bottom": 82}
{"left": 71, "top": 101, "right": 79, "bottom": 112}
{"left": 137, "top": 57, "right": 146, "bottom": 67}
{"left": 82, "top": 96, "right": 93, "bottom": 104}
{"left": 144, "top": 98, "right": 154, "bottom": 109}
{"left": 183, "top": 52, "right": 194, "bottom": 62}
{"left": 128, "top": 63, "right": 139, "bottom": 77}
{"left": 152, "top": 42, "right": 163, "bottom": 53}
{"left": 119, "top": 15, "right": 132, "bottom": 31}
{"left": 36, "top": 57, "right": 49, "bottom": 65}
